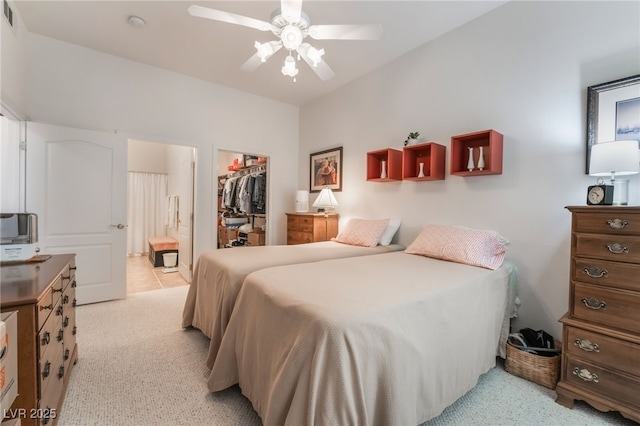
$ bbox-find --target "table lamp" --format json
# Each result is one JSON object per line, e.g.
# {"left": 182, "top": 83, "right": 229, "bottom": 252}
{"left": 589, "top": 140, "right": 640, "bottom": 205}
{"left": 312, "top": 187, "right": 338, "bottom": 213}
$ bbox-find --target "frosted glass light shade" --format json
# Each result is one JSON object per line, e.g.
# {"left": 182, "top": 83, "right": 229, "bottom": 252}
{"left": 589, "top": 140, "right": 640, "bottom": 178}
{"left": 312, "top": 187, "right": 338, "bottom": 212}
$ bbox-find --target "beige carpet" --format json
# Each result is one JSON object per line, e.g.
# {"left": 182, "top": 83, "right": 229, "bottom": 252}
{"left": 58, "top": 285, "right": 636, "bottom": 426}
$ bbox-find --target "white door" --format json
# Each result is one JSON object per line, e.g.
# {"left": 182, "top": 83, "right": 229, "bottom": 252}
{"left": 176, "top": 157, "right": 194, "bottom": 280}
{"left": 26, "top": 122, "right": 127, "bottom": 304}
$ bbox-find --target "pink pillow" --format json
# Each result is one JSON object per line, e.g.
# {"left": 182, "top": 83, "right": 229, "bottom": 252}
{"left": 405, "top": 225, "right": 509, "bottom": 270}
{"left": 333, "top": 218, "right": 390, "bottom": 247}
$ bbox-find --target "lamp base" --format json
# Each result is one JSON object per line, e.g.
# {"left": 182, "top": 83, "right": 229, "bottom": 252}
{"left": 611, "top": 179, "right": 629, "bottom": 206}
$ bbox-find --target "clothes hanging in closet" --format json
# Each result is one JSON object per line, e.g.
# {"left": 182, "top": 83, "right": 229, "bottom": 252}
{"left": 221, "top": 172, "right": 266, "bottom": 214}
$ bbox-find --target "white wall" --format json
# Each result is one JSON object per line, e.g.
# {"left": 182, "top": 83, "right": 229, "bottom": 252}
{"left": 128, "top": 139, "right": 169, "bottom": 174}
{"left": 24, "top": 33, "right": 300, "bottom": 260}
{"left": 0, "top": 0, "right": 28, "bottom": 118}
{"left": 299, "top": 1, "right": 640, "bottom": 337}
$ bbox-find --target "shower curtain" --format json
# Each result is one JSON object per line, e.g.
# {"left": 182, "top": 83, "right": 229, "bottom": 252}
{"left": 127, "top": 172, "right": 168, "bottom": 255}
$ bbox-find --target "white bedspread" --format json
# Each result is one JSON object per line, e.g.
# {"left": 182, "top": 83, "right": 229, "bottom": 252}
{"left": 208, "top": 252, "right": 516, "bottom": 426}
{"left": 182, "top": 241, "right": 404, "bottom": 368}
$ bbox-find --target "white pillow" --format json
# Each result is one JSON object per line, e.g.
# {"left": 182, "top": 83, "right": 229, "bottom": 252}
{"left": 333, "top": 218, "right": 390, "bottom": 247}
{"left": 379, "top": 218, "right": 401, "bottom": 245}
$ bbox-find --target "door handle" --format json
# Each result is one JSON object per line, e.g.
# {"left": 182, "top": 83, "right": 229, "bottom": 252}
{"left": 110, "top": 224, "right": 125, "bottom": 229}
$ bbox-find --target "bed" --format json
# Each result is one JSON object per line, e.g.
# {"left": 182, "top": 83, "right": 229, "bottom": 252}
{"left": 183, "top": 218, "right": 404, "bottom": 368}
{"left": 207, "top": 226, "right": 517, "bottom": 425}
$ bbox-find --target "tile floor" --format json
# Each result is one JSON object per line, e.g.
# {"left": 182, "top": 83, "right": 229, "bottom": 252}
{"left": 127, "top": 254, "right": 189, "bottom": 293}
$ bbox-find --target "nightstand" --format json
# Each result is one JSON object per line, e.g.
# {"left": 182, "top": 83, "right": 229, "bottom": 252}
{"left": 286, "top": 213, "right": 339, "bottom": 245}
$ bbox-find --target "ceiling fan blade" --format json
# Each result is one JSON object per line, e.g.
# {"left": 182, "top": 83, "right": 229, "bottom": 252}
{"left": 280, "top": 0, "right": 302, "bottom": 23}
{"left": 298, "top": 44, "right": 335, "bottom": 81}
{"left": 308, "top": 24, "right": 383, "bottom": 40}
{"left": 241, "top": 42, "right": 283, "bottom": 72}
{"left": 188, "top": 5, "right": 272, "bottom": 31}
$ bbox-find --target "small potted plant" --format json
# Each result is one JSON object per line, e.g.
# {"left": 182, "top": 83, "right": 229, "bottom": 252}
{"left": 404, "top": 132, "right": 420, "bottom": 146}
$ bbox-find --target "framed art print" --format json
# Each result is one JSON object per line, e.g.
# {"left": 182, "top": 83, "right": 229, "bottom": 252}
{"left": 310, "top": 147, "right": 342, "bottom": 192}
{"left": 586, "top": 74, "right": 640, "bottom": 173}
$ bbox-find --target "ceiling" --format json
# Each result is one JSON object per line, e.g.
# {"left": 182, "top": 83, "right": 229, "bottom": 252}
{"left": 13, "top": 1, "right": 508, "bottom": 106}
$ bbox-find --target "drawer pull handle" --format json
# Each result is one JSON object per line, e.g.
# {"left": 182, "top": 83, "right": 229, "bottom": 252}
{"left": 64, "top": 348, "right": 70, "bottom": 360}
{"left": 56, "top": 305, "right": 64, "bottom": 316}
{"left": 73, "top": 325, "right": 77, "bottom": 335}
{"left": 583, "top": 266, "right": 608, "bottom": 278}
{"left": 62, "top": 274, "right": 71, "bottom": 281}
{"left": 63, "top": 316, "right": 69, "bottom": 327}
{"left": 573, "top": 367, "right": 599, "bottom": 383}
{"left": 58, "top": 365, "right": 65, "bottom": 379}
{"left": 606, "top": 243, "right": 628, "bottom": 254}
{"left": 57, "top": 329, "right": 64, "bottom": 342}
{"left": 71, "top": 280, "right": 77, "bottom": 288}
{"left": 607, "top": 219, "right": 629, "bottom": 229}
{"left": 581, "top": 297, "right": 606, "bottom": 310}
{"left": 63, "top": 294, "right": 69, "bottom": 304}
{"left": 42, "top": 361, "right": 51, "bottom": 379}
{"left": 41, "top": 331, "right": 51, "bottom": 346}
{"left": 575, "top": 338, "right": 600, "bottom": 353}
{"left": 70, "top": 266, "right": 77, "bottom": 271}
{"left": 40, "top": 303, "right": 53, "bottom": 311}
{"left": 53, "top": 287, "right": 63, "bottom": 293}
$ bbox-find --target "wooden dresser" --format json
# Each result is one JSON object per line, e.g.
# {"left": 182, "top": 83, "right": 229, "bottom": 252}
{"left": 1, "top": 254, "right": 78, "bottom": 426}
{"left": 556, "top": 207, "right": 640, "bottom": 422}
{"left": 286, "top": 213, "right": 339, "bottom": 245}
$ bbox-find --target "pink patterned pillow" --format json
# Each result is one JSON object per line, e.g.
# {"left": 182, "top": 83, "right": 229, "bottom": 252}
{"left": 405, "top": 225, "right": 509, "bottom": 270}
{"left": 333, "top": 218, "right": 390, "bottom": 247}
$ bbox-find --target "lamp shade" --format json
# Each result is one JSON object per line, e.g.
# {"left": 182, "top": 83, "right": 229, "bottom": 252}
{"left": 589, "top": 140, "right": 640, "bottom": 177}
{"left": 312, "top": 187, "right": 338, "bottom": 210}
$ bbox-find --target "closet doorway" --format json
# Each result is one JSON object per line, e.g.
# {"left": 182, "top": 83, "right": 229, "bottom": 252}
{"left": 217, "top": 150, "right": 268, "bottom": 249}
{"left": 127, "top": 139, "right": 196, "bottom": 293}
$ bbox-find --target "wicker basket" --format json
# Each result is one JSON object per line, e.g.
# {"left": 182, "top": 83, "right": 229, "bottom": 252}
{"left": 505, "top": 341, "right": 561, "bottom": 389}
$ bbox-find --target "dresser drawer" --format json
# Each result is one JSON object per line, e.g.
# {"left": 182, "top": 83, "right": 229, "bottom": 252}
{"left": 39, "top": 342, "right": 65, "bottom": 425}
{"left": 575, "top": 234, "right": 640, "bottom": 264}
{"left": 39, "top": 316, "right": 63, "bottom": 397}
{"left": 573, "top": 282, "right": 640, "bottom": 334}
{"left": 565, "top": 326, "right": 640, "bottom": 377}
{"left": 287, "top": 231, "right": 313, "bottom": 245}
{"left": 574, "top": 211, "right": 640, "bottom": 235}
{"left": 287, "top": 216, "right": 314, "bottom": 232}
{"left": 572, "top": 257, "right": 640, "bottom": 291}
{"left": 38, "top": 305, "right": 62, "bottom": 360}
{"left": 563, "top": 356, "right": 640, "bottom": 411}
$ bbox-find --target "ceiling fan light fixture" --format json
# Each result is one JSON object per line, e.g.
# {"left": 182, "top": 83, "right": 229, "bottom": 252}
{"left": 281, "top": 25, "right": 303, "bottom": 50}
{"left": 127, "top": 15, "right": 146, "bottom": 28}
{"left": 306, "top": 46, "right": 324, "bottom": 67}
{"left": 254, "top": 41, "right": 274, "bottom": 62}
{"left": 281, "top": 55, "right": 299, "bottom": 79}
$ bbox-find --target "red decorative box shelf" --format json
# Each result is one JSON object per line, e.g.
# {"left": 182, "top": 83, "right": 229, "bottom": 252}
{"left": 402, "top": 142, "right": 446, "bottom": 181}
{"left": 366, "top": 149, "right": 402, "bottom": 182}
{"left": 450, "top": 129, "right": 503, "bottom": 176}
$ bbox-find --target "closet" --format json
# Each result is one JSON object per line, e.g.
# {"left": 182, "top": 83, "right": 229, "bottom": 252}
{"left": 217, "top": 151, "right": 268, "bottom": 248}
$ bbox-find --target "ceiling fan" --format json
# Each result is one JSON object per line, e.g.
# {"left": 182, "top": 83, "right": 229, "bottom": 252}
{"left": 188, "top": 0, "right": 383, "bottom": 82}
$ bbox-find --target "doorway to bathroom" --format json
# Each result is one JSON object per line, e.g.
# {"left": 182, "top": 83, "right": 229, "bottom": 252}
{"left": 127, "top": 139, "right": 195, "bottom": 293}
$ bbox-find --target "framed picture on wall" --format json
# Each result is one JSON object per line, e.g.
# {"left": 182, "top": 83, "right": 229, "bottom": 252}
{"left": 586, "top": 74, "right": 640, "bottom": 174}
{"left": 310, "top": 147, "right": 343, "bottom": 192}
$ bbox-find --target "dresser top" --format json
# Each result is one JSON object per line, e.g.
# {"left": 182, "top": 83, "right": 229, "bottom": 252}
{"left": 566, "top": 205, "right": 640, "bottom": 213}
{"left": 1, "top": 253, "right": 75, "bottom": 308}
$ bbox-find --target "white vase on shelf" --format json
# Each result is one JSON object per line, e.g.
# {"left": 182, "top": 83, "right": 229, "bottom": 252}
{"left": 467, "top": 147, "right": 475, "bottom": 172}
{"left": 380, "top": 160, "right": 387, "bottom": 179}
{"left": 417, "top": 162, "right": 425, "bottom": 178}
{"left": 478, "top": 146, "right": 485, "bottom": 171}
